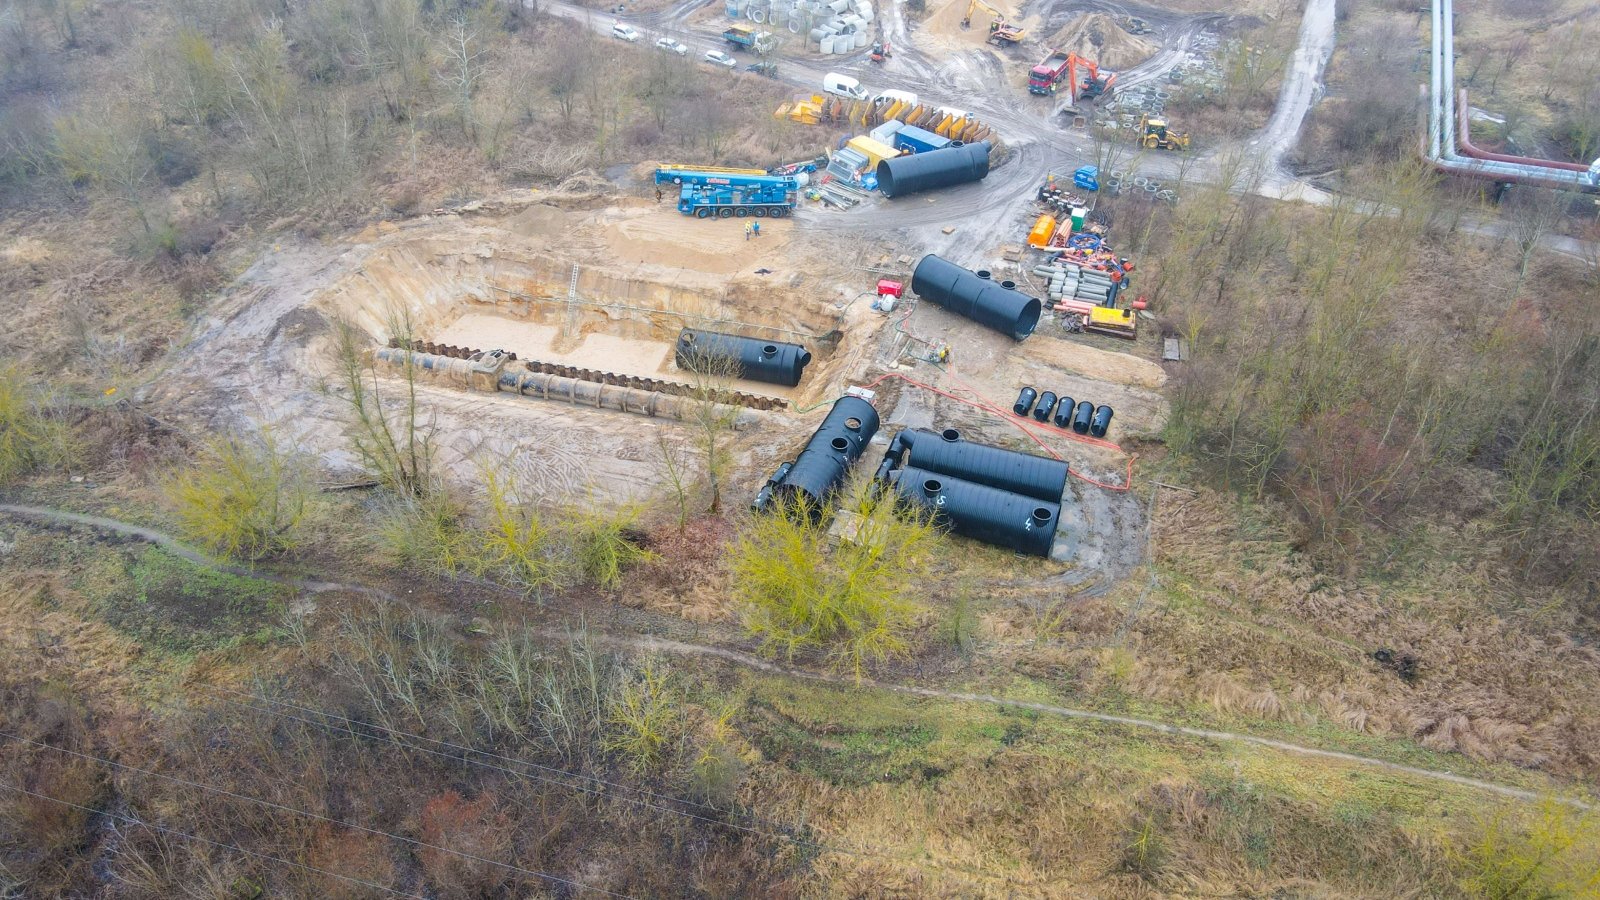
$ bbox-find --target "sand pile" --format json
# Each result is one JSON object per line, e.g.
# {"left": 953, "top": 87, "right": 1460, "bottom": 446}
{"left": 1043, "top": 13, "right": 1158, "bottom": 69}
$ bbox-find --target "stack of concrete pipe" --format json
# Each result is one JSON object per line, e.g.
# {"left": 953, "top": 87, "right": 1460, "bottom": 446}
{"left": 798, "top": 0, "right": 873, "bottom": 51}
{"left": 1033, "top": 261, "right": 1114, "bottom": 307}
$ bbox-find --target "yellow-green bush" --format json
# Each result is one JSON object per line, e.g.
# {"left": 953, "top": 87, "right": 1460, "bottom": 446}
{"left": 0, "top": 365, "right": 78, "bottom": 483}
{"left": 1458, "top": 798, "right": 1600, "bottom": 899}
{"left": 164, "top": 432, "right": 308, "bottom": 560}
{"left": 573, "top": 506, "right": 653, "bottom": 590}
{"left": 732, "top": 481, "right": 941, "bottom": 678}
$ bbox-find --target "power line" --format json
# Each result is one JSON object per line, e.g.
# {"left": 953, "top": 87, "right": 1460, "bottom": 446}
{"left": 214, "top": 685, "right": 805, "bottom": 837}
{"left": 210, "top": 688, "right": 1047, "bottom": 892}
{"left": 0, "top": 781, "right": 426, "bottom": 899}
{"left": 0, "top": 732, "right": 638, "bottom": 900}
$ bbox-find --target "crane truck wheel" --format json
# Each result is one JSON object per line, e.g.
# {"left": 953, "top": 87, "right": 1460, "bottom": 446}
{"left": 754, "top": 207, "right": 768, "bottom": 217}
{"left": 719, "top": 208, "right": 734, "bottom": 218}
{"left": 736, "top": 207, "right": 749, "bottom": 217}
{"left": 696, "top": 207, "right": 711, "bottom": 218}
{"left": 770, "top": 207, "right": 788, "bottom": 218}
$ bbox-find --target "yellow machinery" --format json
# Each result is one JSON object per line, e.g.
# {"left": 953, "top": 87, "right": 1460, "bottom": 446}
{"left": 1085, "top": 305, "right": 1137, "bottom": 340}
{"left": 658, "top": 164, "right": 768, "bottom": 179}
{"left": 1138, "top": 114, "right": 1189, "bottom": 151}
{"left": 961, "top": 0, "right": 1025, "bottom": 43}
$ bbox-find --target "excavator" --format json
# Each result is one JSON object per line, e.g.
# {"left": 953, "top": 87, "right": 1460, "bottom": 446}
{"left": 1138, "top": 113, "right": 1189, "bottom": 151}
{"left": 960, "top": 0, "right": 1026, "bottom": 45}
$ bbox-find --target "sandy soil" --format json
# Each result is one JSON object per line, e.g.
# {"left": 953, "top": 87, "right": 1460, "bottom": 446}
{"left": 596, "top": 204, "right": 803, "bottom": 279}
{"left": 435, "top": 314, "right": 804, "bottom": 400}
{"left": 916, "top": 0, "right": 1042, "bottom": 58}
{"left": 1042, "top": 13, "right": 1160, "bottom": 69}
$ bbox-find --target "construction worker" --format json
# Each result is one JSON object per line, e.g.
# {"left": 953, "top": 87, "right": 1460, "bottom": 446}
{"left": 744, "top": 222, "right": 753, "bottom": 241}
{"left": 655, "top": 187, "right": 663, "bottom": 204}
{"left": 752, "top": 220, "right": 760, "bottom": 238}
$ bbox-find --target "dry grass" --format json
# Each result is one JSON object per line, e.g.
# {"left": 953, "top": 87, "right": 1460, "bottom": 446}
{"left": 1139, "top": 486, "right": 1600, "bottom": 776}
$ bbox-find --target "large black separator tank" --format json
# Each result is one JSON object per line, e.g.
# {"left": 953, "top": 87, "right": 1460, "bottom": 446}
{"left": 910, "top": 255, "right": 1043, "bottom": 341}
{"left": 876, "top": 141, "right": 991, "bottom": 199}
{"left": 890, "top": 466, "right": 1059, "bottom": 557}
{"left": 881, "top": 428, "right": 1068, "bottom": 503}
{"left": 752, "top": 396, "right": 880, "bottom": 513}
{"left": 675, "top": 329, "right": 812, "bottom": 387}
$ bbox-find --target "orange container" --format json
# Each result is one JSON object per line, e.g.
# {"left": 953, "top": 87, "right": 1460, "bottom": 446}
{"left": 1027, "top": 214, "right": 1058, "bottom": 249}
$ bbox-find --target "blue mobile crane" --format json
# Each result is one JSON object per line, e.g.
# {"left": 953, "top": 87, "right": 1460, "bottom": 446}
{"left": 653, "top": 167, "right": 802, "bottom": 218}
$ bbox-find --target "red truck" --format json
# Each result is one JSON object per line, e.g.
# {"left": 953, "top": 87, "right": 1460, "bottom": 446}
{"left": 1028, "top": 49, "right": 1072, "bottom": 95}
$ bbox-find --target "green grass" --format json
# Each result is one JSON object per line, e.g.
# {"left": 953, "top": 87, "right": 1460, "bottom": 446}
{"left": 89, "top": 546, "right": 288, "bottom": 656}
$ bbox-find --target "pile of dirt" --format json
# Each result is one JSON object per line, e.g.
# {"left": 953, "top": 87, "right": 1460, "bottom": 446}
{"left": 1043, "top": 13, "right": 1159, "bottom": 69}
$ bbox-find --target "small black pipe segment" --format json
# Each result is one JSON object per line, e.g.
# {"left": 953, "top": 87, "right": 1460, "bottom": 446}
{"left": 1053, "top": 395, "right": 1076, "bottom": 428}
{"left": 1072, "top": 400, "right": 1094, "bottom": 435}
{"left": 1013, "top": 386, "right": 1038, "bottom": 417}
{"left": 1034, "top": 391, "right": 1057, "bottom": 422}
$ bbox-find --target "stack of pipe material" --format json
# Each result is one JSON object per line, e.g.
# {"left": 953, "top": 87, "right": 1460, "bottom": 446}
{"left": 753, "top": 396, "right": 880, "bottom": 514}
{"left": 1033, "top": 261, "right": 1115, "bottom": 307}
{"left": 877, "top": 141, "right": 991, "bottom": 199}
{"left": 888, "top": 466, "right": 1060, "bottom": 557}
{"left": 676, "top": 329, "right": 812, "bottom": 387}
{"left": 373, "top": 348, "right": 762, "bottom": 428}
{"left": 910, "top": 254, "right": 1042, "bottom": 341}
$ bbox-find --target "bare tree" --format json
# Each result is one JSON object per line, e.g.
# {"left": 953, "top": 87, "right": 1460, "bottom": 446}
{"left": 675, "top": 334, "right": 744, "bottom": 514}
{"left": 331, "top": 313, "right": 437, "bottom": 498}
{"left": 441, "top": 11, "right": 488, "bottom": 140}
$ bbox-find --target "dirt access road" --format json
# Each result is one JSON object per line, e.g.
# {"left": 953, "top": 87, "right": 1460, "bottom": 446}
{"left": 546, "top": 0, "right": 1339, "bottom": 258}
{"left": 2, "top": 502, "right": 1584, "bottom": 811}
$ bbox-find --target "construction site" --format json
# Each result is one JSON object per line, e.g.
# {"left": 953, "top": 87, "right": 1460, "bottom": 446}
{"left": 1, "top": 0, "right": 1598, "bottom": 893}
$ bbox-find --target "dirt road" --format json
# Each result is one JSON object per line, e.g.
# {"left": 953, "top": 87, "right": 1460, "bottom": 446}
{"left": 3, "top": 502, "right": 1586, "bottom": 810}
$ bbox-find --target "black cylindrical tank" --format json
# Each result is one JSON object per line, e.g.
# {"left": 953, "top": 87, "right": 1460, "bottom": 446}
{"left": 890, "top": 466, "right": 1059, "bottom": 557}
{"left": 765, "top": 396, "right": 880, "bottom": 511}
{"left": 1053, "top": 395, "right": 1076, "bottom": 428}
{"left": 895, "top": 428, "right": 1068, "bottom": 502}
{"left": 876, "top": 141, "right": 992, "bottom": 198}
{"left": 1072, "top": 401, "right": 1094, "bottom": 435}
{"left": 1013, "top": 386, "right": 1038, "bottom": 417}
{"left": 675, "top": 329, "right": 812, "bottom": 387}
{"left": 1034, "top": 392, "right": 1058, "bottom": 422}
{"left": 910, "top": 255, "right": 1043, "bottom": 341}
{"left": 1090, "top": 404, "right": 1114, "bottom": 438}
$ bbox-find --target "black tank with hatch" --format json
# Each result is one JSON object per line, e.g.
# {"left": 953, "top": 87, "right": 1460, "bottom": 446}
{"left": 752, "top": 396, "right": 880, "bottom": 514}
{"left": 675, "top": 329, "right": 812, "bottom": 387}
{"left": 909, "top": 255, "right": 1043, "bottom": 341}
{"left": 889, "top": 466, "right": 1060, "bottom": 557}
{"left": 877, "top": 428, "right": 1068, "bottom": 503}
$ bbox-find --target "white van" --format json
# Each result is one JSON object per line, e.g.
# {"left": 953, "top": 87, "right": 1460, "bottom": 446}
{"left": 611, "top": 22, "right": 640, "bottom": 42}
{"left": 822, "top": 72, "right": 869, "bottom": 100}
{"left": 874, "top": 89, "right": 919, "bottom": 108}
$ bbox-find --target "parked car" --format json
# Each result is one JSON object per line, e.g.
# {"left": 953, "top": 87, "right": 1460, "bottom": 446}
{"left": 611, "top": 22, "right": 640, "bottom": 42}
{"left": 655, "top": 37, "right": 688, "bottom": 55}
{"left": 822, "top": 72, "right": 869, "bottom": 100}
{"left": 703, "top": 49, "right": 737, "bottom": 68}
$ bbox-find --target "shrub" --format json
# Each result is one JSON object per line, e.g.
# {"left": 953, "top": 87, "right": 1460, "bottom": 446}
{"left": 164, "top": 431, "right": 308, "bottom": 560}
{"left": 732, "top": 480, "right": 941, "bottom": 678}
{"left": 1457, "top": 798, "right": 1600, "bottom": 898}
{"left": 0, "top": 365, "right": 78, "bottom": 483}
{"left": 603, "top": 663, "right": 680, "bottom": 776}
{"left": 572, "top": 506, "right": 652, "bottom": 590}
